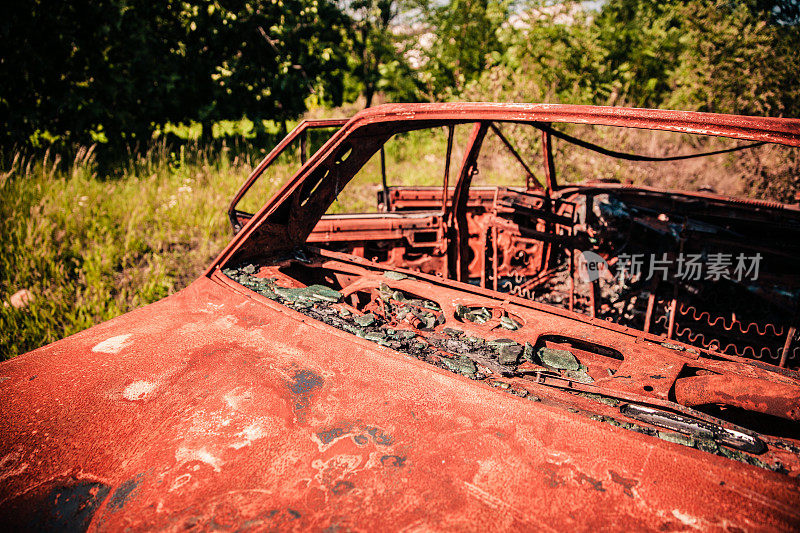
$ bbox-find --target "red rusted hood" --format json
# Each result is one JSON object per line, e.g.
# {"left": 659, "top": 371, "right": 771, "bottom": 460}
{"left": 1, "top": 275, "right": 798, "bottom": 531}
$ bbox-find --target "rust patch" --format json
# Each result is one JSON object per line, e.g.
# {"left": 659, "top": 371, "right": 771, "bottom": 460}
{"left": 317, "top": 427, "right": 347, "bottom": 445}
{"left": 331, "top": 480, "right": 355, "bottom": 495}
{"left": 537, "top": 463, "right": 565, "bottom": 488}
{"left": 609, "top": 470, "right": 639, "bottom": 498}
{"left": 107, "top": 473, "right": 144, "bottom": 512}
{"left": 364, "top": 425, "right": 393, "bottom": 446}
{"left": 315, "top": 422, "right": 395, "bottom": 448}
{"left": 380, "top": 455, "right": 406, "bottom": 468}
{"left": 289, "top": 369, "right": 324, "bottom": 420}
{"left": 577, "top": 472, "right": 605, "bottom": 492}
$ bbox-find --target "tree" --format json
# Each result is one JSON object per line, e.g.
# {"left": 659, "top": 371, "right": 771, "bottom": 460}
{"left": 470, "top": 0, "right": 799, "bottom": 116}
{"left": 180, "top": 0, "right": 351, "bottom": 138}
{"left": 416, "top": 0, "right": 510, "bottom": 98}
{"left": 666, "top": 0, "right": 800, "bottom": 116}
{"left": 0, "top": 0, "right": 185, "bottom": 147}
{"left": 0, "top": 0, "right": 352, "bottom": 148}
{"left": 346, "top": 0, "right": 397, "bottom": 107}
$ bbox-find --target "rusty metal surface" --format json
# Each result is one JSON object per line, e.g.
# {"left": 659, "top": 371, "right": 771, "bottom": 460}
{"left": 674, "top": 375, "right": 800, "bottom": 421}
{"left": 1, "top": 274, "right": 799, "bottom": 531}
{"left": 228, "top": 119, "right": 348, "bottom": 233}
{"left": 216, "top": 103, "right": 800, "bottom": 271}
{"left": 4, "top": 103, "right": 800, "bottom": 530}
{"left": 306, "top": 182, "right": 800, "bottom": 370}
{"left": 216, "top": 106, "right": 800, "bottom": 374}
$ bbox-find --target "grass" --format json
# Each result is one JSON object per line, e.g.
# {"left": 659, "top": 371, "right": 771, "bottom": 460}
{"left": 0, "top": 142, "right": 290, "bottom": 359}
{"left": 2, "top": 119, "right": 796, "bottom": 359}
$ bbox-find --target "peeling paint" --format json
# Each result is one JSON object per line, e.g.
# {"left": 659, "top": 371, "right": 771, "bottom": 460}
{"left": 122, "top": 380, "right": 157, "bottom": 401}
{"left": 91, "top": 334, "right": 132, "bottom": 354}
{"left": 175, "top": 447, "right": 222, "bottom": 472}
{"left": 671, "top": 509, "right": 701, "bottom": 529}
{"left": 230, "top": 422, "right": 267, "bottom": 450}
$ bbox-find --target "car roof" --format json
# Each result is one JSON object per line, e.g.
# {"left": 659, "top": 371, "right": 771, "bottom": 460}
{"left": 344, "top": 103, "right": 800, "bottom": 146}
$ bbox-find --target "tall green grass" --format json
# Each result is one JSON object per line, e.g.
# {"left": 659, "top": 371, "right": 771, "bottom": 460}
{"left": 0, "top": 142, "right": 288, "bottom": 359}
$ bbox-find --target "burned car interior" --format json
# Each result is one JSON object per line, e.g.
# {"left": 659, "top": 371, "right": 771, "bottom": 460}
{"left": 219, "top": 105, "right": 800, "bottom": 476}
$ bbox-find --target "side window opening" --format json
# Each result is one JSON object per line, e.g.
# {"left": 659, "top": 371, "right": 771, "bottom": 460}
{"left": 324, "top": 124, "right": 473, "bottom": 215}
{"left": 236, "top": 144, "right": 300, "bottom": 216}
{"left": 229, "top": 122, "right": 342, "bottom": 231}
{"left": 473, "top": 123, "right": 544, "bottom": 189}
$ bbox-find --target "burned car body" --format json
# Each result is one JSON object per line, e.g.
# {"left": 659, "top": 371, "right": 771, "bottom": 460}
{"left": 2, "top": 103, "right": 800, "bottom": 530}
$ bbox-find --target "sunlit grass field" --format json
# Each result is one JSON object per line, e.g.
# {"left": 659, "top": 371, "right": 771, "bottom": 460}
{"left": 0, "top": 142, "right": 295, "bottom": 359}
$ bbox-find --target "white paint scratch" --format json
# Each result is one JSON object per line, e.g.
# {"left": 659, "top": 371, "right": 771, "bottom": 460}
{"left": 123, "top": 380, "right": 157, "bottom": 401}
{"left": 213, "top": 315, "right": 238, "bottom": 329}
{"left": 175, "top": 447, "right": 222, "bottom": 472}
{"left": 223, "top": 388, "right": 252, "bottom": 410}
{"left": 0, "top": 452, "right": 28, "bottom": 482}
{"left": 462, "top": 481, "right": 538, "bottom": 529}
{"left": 672, "top": 510, "right": 700, "bottom": 529}
{"left": 92, "top": 334, "right": 132, "bottom": 354}
{"left": 230, "top": 422, "right": 266, "bottom": 450}
{"left": 169, "top": 473, "right": 192, "bottom": 492}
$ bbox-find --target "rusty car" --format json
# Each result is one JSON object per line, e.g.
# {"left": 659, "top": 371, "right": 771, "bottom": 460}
{"left": 1, "top": 103, "right": 800, "bottom": 530}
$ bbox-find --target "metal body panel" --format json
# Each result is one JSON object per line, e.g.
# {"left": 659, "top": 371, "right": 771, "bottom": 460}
{"left": 1, "top": 275, "right": 799, "bottom": 531}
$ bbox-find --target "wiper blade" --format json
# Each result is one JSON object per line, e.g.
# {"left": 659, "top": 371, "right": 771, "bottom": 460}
{"left": 519, "top": 372, "right": 768, "bottom": 451}
{"left": 620, "top": 404, "right": 766, "bottom": 454}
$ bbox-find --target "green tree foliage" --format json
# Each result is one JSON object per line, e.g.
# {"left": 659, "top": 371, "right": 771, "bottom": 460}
{"left": 348, "top": 0, "right": 400, "bottom": 106}
{"left": 665, "top": 0, "right": 800, "bottom": 116}
{"left": 482, "top": 3, "right": 601, "bottom": 103}
{"left": 468, "top": 0, "right": 800, "bottom": 117}
{"left": 0, "top": 0, "right": 351, "bottom": 148}
{"left": 179, "top": 0, "right": 350, "bottom": 138}
{"left": 417, "top": 0, "right": 511, "bottom": 97}
{"left": 1, "top": 0, "right": 798, "bottom": 149}
{"left": 1, "top": 1, "right": 186, "bottom": 146}
{"left": 752, "top": 0, "right": 800, "bottom": 24}
{"left": 588, "top": 1, "right": 684, "bottom": 107}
